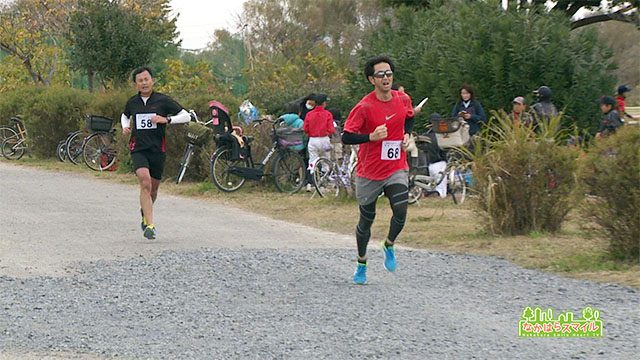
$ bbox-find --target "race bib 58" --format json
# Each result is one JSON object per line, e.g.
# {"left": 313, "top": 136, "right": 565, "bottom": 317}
{"left": 136, "top": 113, "right": 157, "bottom": 130}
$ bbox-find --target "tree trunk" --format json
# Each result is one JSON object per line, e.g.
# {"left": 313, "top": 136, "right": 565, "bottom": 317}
{"left": 88, "top": 70, "right": 94, "bottom": 92}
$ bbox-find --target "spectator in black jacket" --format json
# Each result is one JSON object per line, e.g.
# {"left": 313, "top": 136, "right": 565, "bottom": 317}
{"left": 531, "top": 86, "right": 559, "bottom": 128}
{"left": 451, "top": 84, "right": 486, "bottom": 136}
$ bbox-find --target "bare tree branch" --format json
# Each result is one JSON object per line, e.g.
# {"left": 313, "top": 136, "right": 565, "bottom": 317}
{"left": 571, "top": 6, "right": 639, "bottom": 30}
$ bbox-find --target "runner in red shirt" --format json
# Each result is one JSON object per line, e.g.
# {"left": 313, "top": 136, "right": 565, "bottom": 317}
{"left": 342, "top": 55, "right": 413, "bottom": 284}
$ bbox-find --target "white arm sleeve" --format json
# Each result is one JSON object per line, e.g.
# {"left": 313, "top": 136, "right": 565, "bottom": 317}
{"left": 121, "top": 113, "right": 130, "bottom": 129}
{"left": 170, "top": 109, "right": 191, "bottom": 124}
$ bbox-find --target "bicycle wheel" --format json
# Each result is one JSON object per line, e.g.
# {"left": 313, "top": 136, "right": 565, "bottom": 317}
{"left": 176, "top": 143, "right": 194, "bottom": 184}
{"left": 66, "top": 131, "right": 84, "bottom": 165}
{"left": 272, "top": 150, "right": 305, "bottom": 193}
{"left": 1, "top": 136, "right": 25, "bottom": 160}
{"left": 56, "top": 140, "right": 67, "bottom": 162}
{"left": 0, "top": 127, "right": 17, "bottom": 144}
{"left": 210, "top": 147, "right": 249, "bottom": 192}
{"left": 408, "top": 178, "right": 423, "bottom": 205}
{"left": 449, "top": 167, "right": 467, "bottom": 205}
{"left": 83, "top": 132, "right": 117, "bottom": 171}
{"left": 313, "top": 157, "right": 338, "bottom": 197}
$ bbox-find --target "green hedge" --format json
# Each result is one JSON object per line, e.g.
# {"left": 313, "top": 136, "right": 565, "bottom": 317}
{"left": 0, "top": 86, "right": 91, "bottom": 158}
{"left": 0, "top": 86, "right": 243, "bottom": 181}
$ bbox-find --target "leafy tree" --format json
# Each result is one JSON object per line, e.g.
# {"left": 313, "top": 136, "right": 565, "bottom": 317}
{"left": 240, "top": 0, "right": 384, "bottom": 65}
{"left": 357, "top": 1, "right": 616, "bottom": 133}
{"left": 246, "top": 47, "right": 351, "bottom": 114}
{"left": 0, "top": 0, "right": 74, "bottom": 85}
{"left": 235, "top": 0, "right": 385, "bottom": 114}
{"left": 195, "top": 29, "right": 249, "bottom": 96}
{"left": 67, "top": 0, "right": 178, "bottom": 90}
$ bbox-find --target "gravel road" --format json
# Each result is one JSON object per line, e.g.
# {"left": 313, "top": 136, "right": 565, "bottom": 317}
{"left": 0, "top": 162, "right": 638, "bottom": 359}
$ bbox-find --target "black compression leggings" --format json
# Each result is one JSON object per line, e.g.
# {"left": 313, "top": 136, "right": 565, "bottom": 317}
{"left": 356, "top": 183, "right": 409, "bottom": 258}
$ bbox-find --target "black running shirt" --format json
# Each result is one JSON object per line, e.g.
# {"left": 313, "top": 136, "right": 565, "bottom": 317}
{"left": 123, "top": 92, "right": 183, "bottom": 153}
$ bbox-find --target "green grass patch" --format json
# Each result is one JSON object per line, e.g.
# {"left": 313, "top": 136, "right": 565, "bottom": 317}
{"left": 548, "top": 252, "right": 634, "bottom": 273}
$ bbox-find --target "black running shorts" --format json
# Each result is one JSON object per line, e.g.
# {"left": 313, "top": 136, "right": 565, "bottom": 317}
{"left": 131, "top": 150, "right": 166, "bottom": 180}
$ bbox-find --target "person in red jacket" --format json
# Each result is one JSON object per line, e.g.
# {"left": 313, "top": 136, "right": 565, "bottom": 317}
{"left": 302, "top": 93, "right": 335, "bottom": 191}
{"left": 616, "top": 85, "right": 637, "bottom": 122}
{"left": 342, "top": 55, "right": 413, "bottom": 285}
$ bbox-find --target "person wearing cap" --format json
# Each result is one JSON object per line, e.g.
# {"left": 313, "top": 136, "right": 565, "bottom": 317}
{"left": 616, "top": 85, "right": 637, "bottom": 122}
{"left": 302, "top": 93, "right": 335, "bottom": 191}
{"left": 509, "top": 96, "right": 533, "bottom": 127}
{"left": 531, "top": 86, "right": 558, "bottom": 128}
{"left": 596, "top": 95, "right": 623, "bottom": 139}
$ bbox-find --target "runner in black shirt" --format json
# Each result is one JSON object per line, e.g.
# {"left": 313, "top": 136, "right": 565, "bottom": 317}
{"left": 121, "top": 67, "right": 190, "bottom": 239}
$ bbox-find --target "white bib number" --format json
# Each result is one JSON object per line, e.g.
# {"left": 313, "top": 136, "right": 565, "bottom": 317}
{"left": 381, "top": 140, "right": 401, "bottom": 160}
{"left": 136, "top": 113, "right": 157, "bottom": 130}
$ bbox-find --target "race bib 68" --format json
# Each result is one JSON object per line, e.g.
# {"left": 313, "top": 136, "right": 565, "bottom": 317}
{"left": 381, "top": 140, "right": 401, "bottom": 160}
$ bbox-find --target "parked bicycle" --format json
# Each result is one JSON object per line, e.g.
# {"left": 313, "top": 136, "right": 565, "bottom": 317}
{"left": 209, "top": 105, "right": 305, "bottom": 193}
{"left": 176, "top": 110, "right": 211, "bottom": 184}
{"left": 0, "top": 116, "right": 22, "bottom": 145}
{"left": 1, "top": 116, "right": 28, "bottom": 160}
{"left": 66, "top": 129, "right": 85, "bottom": 165}
{"left": 81, "top": 115, "right": 118, "bottom": 171}
{"left": 312, "top": 146, "right": 358, "bottom": 198}
{"left": 56, "top": 130, "right": 82, "bottom": 162}
{"left": 408, "top": 134, "right": 468, "bottom": 205}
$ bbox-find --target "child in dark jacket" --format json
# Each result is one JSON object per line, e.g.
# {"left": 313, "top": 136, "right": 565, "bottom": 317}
{"left": 596, "top": 96, "right": 623, "bottom": 139}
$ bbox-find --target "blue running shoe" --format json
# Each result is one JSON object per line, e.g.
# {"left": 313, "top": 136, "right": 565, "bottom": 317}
{"left": 381, "top": 241, "right": 396, "bottom": 272}
{"left": 353, "top": 262, "right": 367, "bottom": 285}
{"left": 143, "top": 224, "right": 157, "bottom": 240}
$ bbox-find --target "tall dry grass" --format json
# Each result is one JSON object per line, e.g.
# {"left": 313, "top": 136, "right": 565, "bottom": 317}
{"left": 468, "top": 112, "right": 581, "bottom": 235}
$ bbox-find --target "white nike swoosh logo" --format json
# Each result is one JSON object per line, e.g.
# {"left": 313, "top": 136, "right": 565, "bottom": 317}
{"left": 385, "top": 114, "right": 396, "bottom": 121}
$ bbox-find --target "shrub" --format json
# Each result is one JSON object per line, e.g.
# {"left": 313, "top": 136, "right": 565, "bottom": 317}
{"left": 0, "top": 86, "right": 91, "bottom": 158}
{"left": 0, "top": 86, "right": 47, "bottom": 126}
{"left": 470, "top": 113, "right": 581, "bottom": 235}
{"left": 578, "top": 126, "right": 640, "bottom": 261}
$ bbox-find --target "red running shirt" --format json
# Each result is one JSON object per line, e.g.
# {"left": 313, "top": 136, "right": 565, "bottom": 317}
{"left": 344, "top": 90, "right": 410, "bottom": 180}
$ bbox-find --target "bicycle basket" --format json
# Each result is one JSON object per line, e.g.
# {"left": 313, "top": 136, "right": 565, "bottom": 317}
{"left": 186, "top": 121, "right": 213, "bottom": 146}
{"left": 275, "top": 127, "right": 304, "bottom": 148}
{"left": 431, "top": 117, "right": 470, "bottom": 149}
{"left": 86, "top": 115, "right": 113, "bottom": 132}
